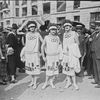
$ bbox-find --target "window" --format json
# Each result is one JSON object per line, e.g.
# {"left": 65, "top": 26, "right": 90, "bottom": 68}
{"left": 22, "top": 0, "right": 27, "bottom": 5}
{"left": 0, "top": 2, "right": 3, "bottom": 10}
{"left": 90, "top": 12, "right": 100, "bottom": 22}
{"left": 57, "top": 17, "right": 65, "bottom": 25}
{"left": 73, "top": 0, "right": 80, "bottom": 9}
{"left": 2, "top": 0, "right": 8, "bottom": 9}
{"left": 74, "top": 16, "right": 80, "bottom": 22}
{"left": 22, "top": 20, "right": 25, "bottom": 23}
{"left": 1, "top": 22, "right": 3, "bottom": 27}
{"left": 31, "top": 0, "right": 37, "bottom": 3}
{"left": 43, "top": 0, "right": 48, "bottom": 1}
{"left": 22, "top": 7, "right": 27, "bottom": 16}
{"left": 32, "top": 5, "right": 38, "bottom": 15}
{"left": 43, "top": 2, "right": 50, "bottom": 14}
{"left": 57, "top": 1, "right": 66, "bottom": 12}
{"left": 0, "top": 13, "right": 3, "bottom": 19}
{"left": 6, "top": 20, "right": 10, "bottom": 25}
{"left": 8, "top": 0, "right": 10, "bottom": 5}
{"left": 15, "top": 8, "right": 19, "bottom": 17}
{"left": 15, "top": 0, "right": 19, "bottom": 6}
{"left": 56, "top": 0, "right": 66, "bottom": 1}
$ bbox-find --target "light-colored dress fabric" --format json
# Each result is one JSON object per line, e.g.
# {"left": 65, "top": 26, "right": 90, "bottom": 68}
{"left": 62, "top": 31, "right": 81, "bottom": 76}
{"left": 45, "top": 35, "right": 61, "bottom": 76}
{"left": 20, "top": 32, "right": 41, "bottom": 75}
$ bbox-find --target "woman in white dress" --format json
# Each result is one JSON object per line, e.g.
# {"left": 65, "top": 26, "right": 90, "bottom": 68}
{"left": 20, "top": 21, "right": 43, "bottom": 89}
{"left": 62, "top": 20, "right": 81, "bottom": 90}
{"left": 41, "top": 24, "right": 62, "bottom": 89}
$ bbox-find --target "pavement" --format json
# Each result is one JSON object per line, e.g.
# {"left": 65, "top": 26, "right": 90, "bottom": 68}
{"left": 0, "top": 70, "right": 100, "bottom": 100}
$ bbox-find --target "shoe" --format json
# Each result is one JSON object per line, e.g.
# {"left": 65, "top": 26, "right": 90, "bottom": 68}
{"left": 28, "top": 82, "right": 34, "bottom": 87}
{"left": 91, "top": 82, "right": 98, "bottom": 84}
{"left": 50, "top": 80, "right": 56, "bottom": 89}
{"left": 88, "top": 76, "right": 93, "bottom": 79}
{"left": 32, "top": 85, "right": 37, "bottom": 90}
{"left": 42, "top": 83, "right": 48, "bottom": 90}
{"left": 10, "top": 80, "right": 17, "bottom": 84}
{"left": 64, "top": 83, "right": 72, "bottom": 88}
{"left": 0, "top": 81, "right": 7, "bottom": 85}
{"left": 73, "top": 84, "right": 79, "bottom": 90}
{"left": 95, "top": 85, "right": 100, "bottom": 88}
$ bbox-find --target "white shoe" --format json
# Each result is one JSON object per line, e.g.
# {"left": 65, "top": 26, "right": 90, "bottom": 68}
{"left": 32, "top": 84, "right": 37, "bottom": 90}
{"left": 50, "top": 80, "right": 56, "bottom": 89}
{"left": 73, "top": 84, "right": 79, "bottom": 90}
{"left": 42, "top": 83, "right": 48, "bottom": 90}
{"left": 64, "top": 83, "right": 71, "bottom": 88}
{"left": 28, "top": 82, "right": 34, "bottom": 87}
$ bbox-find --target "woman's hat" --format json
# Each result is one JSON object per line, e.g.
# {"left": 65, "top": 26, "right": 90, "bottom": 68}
{"left": 76, "top": 25, "right": 83, "bottom": 30}
{"left": 63, "top": 19, "right": 72, "bottom": 27}
{"left": 28, "top": 23, "right": 36, "bottom": 28}
{"left": 48, "top": 23, "right": 57, "bottom": 30}
{"left": 27, "top": 21, "right": 37, "bottom": 28}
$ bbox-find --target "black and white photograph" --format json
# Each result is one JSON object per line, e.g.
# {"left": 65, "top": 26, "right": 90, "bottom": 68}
{"left": 0, "top": 0, "right": 100, "bottom": 100}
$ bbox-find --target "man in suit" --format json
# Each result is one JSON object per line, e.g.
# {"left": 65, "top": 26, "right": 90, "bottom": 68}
{"left": 86, "top": 23, "right": 96, "bottom": 78}
{"left": 91, "top": 21, "right": 100, "bottom": 88}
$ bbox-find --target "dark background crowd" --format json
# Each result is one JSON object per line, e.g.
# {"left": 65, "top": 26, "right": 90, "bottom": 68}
{"left": 0, "top": 19, "right": 100, "bottom": 88}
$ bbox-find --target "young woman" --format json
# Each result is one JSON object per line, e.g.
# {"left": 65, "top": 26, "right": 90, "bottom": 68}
{"left": 41, "top": 23, "right": 62, "bottom": 89}
{"left": 20, "top": 21, "right": 43, "bottom": 89}
{"left": 62, "top": 20, "right": 81, "bottom": 90}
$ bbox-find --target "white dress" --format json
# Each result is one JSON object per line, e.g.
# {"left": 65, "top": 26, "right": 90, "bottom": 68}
{"left": 62, "top": 31, "right": 81, "bottom": 76}
{"left": 45, "top": 35, "right": 61, "bottom": 76}
{"left": 22, "top": 32, "right": 41, "bottom": 75}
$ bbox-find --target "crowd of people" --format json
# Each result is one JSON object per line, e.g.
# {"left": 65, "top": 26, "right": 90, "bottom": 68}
{"left": 0, "top": 18, "right": 100, "bottom": 90}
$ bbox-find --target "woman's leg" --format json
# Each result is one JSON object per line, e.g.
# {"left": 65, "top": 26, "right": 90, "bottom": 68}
{"left": 64, "top": 75, "right": 71, "bottom": 88}
{"left": 72, "top": 75, "right": 79, "bottom": 90}
{"left": 49, "top": 75, "right": 56, "bottom": 88}
{"left": 42, "top": 75, "right": 49, "bottom": 89}
{"left": 32, "top": 75, "right": 39, "bottom": 89}
{"left": 28, "top": 75, "right": 34, "bottom": 87}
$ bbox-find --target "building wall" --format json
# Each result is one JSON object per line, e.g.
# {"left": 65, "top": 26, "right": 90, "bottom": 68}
{"left": 0, "top": 0, "right": 100, "bottom": 29}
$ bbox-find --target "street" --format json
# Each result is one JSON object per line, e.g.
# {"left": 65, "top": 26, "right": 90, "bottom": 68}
{"left": 0, "top": 70, "right": 100, "bottom": 100}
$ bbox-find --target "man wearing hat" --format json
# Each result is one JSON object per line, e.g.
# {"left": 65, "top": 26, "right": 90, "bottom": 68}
{"left": 75, "top": 24, "right": 87, "bottom": 77}
{"left": 85, "top": 22, "right": 96, "bottom": 78}
{"left": 91, "top": 21, "right": 100, "bottom": 88}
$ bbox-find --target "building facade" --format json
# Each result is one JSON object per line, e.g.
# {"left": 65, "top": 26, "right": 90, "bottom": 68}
{"left": 0, "top": 0, "right": 100, "bottom": 29}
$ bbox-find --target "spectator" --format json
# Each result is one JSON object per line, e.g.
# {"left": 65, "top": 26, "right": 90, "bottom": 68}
{"left": 76, "top": 25, "right": 86, "bottom": 77}
{"left": 6, "top": 25, "right": 18, "bottom": 83}
{"left": 85, "top": 23, "right": 95, "bottom": 78}
{"left": 0, "top": 27, "right": 7, "bottom": 85}
{"left": 91, "top": 21, "right": 100, "bottom": 88}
